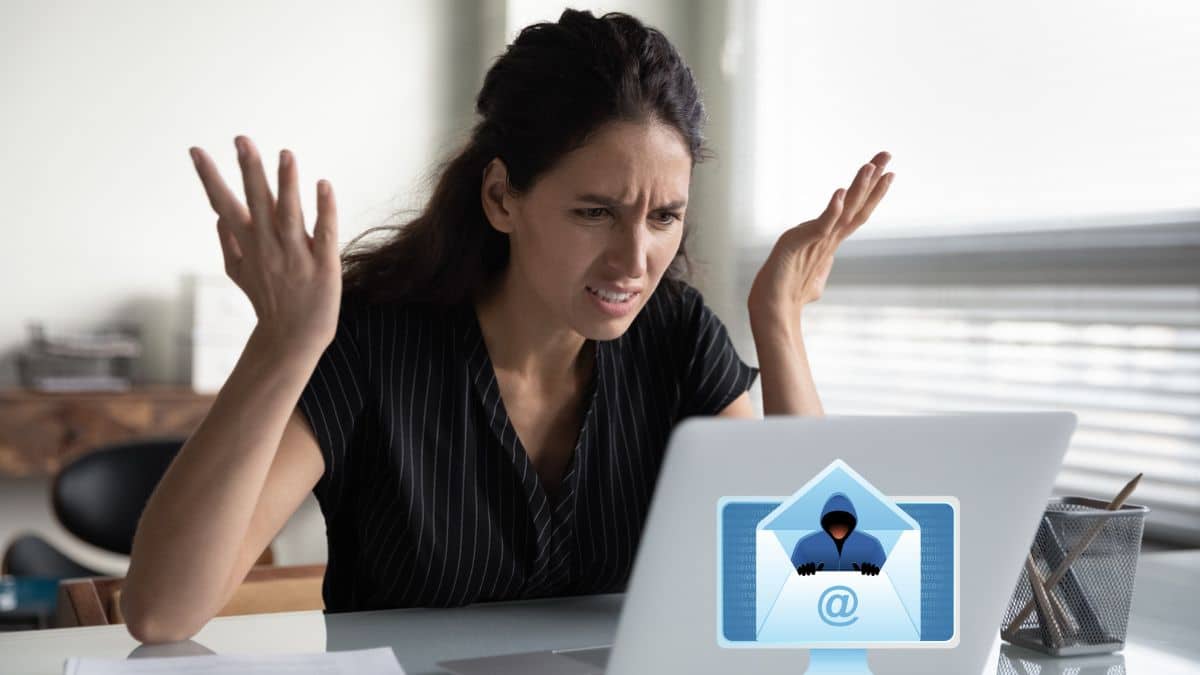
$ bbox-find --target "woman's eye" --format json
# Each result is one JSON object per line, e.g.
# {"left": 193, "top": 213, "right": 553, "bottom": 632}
{"left": 577, "top": 207, "right": 610, "bottom": 219}
{"left": 575, "top": 208, "right": 680, "bottom": 226}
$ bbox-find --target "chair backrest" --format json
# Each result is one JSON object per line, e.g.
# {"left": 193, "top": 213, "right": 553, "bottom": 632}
{"left": 55, "top": 564, "right": 326, "bottom": 628}
{"left": 51, "top": 438, "right": 184, "bottom": 555}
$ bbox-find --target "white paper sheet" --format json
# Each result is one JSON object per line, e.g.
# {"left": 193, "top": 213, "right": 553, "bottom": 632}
{"left": 63, "top": 647, "right": 405, "bottom": 674}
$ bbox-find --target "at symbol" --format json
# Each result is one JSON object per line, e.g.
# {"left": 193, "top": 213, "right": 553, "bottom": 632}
{"left": 817, "top": 585, "right": 859, "bottom": 627}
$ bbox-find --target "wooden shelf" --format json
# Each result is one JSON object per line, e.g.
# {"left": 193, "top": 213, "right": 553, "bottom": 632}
{"left": 0, "top": 386, "right": 215, "bottom": 477}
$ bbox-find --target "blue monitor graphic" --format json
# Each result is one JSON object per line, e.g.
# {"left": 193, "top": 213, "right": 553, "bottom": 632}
{"left": 716, "top": 459, "right": 959, "bottom": 675}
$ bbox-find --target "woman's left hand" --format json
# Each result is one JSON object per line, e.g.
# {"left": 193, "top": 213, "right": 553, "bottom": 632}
{"left": 748, "top": 151, "right": 894, "bottom": 326}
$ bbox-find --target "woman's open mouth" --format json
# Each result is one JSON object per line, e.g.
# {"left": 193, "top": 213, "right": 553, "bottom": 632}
{"left": 586, "top": 285, "right": 640, "bottom": 317}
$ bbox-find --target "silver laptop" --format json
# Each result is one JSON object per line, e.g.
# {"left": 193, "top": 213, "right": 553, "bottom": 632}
{"left": 440, "top": 412, "right": 1077, "bottom": 675}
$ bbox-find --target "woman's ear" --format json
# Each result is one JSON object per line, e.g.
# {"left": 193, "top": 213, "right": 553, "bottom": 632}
{"left": 480, "top": 158, "right": 516, "bottom": 235}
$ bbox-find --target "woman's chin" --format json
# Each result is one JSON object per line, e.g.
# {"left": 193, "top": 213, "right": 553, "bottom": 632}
{"left": 583, "top": 310, "right": 643, "bottom": 341}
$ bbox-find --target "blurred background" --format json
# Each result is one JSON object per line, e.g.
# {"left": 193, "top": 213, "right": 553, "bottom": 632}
{"left": 0, "top": 0, "right": 1196, "bottom": 609}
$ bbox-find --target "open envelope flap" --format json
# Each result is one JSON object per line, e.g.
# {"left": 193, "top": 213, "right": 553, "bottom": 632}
{"left": 756, "top": 459, "right": 919, "bottom": 532}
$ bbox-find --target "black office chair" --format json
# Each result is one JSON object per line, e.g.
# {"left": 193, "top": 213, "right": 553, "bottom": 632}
{"left": 1, "top": 438, "right": 184, "bottom": 579}
{"left": 0, "top": 534, "right": 100, "bottom": 579}
{"left": 53, "top": 438, "right": 184, "bottom": 555}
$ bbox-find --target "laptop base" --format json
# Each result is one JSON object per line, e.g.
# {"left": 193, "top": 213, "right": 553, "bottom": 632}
{"left": 439, "top": 645, "right": 610, "bottom": 675}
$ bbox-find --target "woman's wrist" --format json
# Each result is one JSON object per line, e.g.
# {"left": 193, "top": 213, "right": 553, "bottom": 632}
{"left": 748, "top": 295, "right": 804, "bottom": 345}
{"left": 243, "top": 325, "right": 327, "bottom": 384}
{"left": 248, "top": 324, "right": 328, "bottom": 362}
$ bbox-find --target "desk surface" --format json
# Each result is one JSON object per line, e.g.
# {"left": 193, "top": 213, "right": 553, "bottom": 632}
{"left": 1, "top": 551, "right": 1195, "bottom": 675}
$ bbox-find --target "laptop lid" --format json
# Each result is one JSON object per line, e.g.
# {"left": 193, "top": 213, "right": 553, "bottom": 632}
{"left": 605, "top": 412, "right": 1076, "bottom": 675}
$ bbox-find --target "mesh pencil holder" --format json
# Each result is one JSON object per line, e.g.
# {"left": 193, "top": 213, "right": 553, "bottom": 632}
{"left": 1001, "top": 497, "right": 1149, "bottom": 656}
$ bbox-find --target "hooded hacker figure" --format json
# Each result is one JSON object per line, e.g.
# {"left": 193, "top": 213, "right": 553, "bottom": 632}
{"left": 790, "top": 493, "right": 888, "bottom": 576}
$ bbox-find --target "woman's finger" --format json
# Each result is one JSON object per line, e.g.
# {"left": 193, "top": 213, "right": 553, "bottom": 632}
{"left": 832, "top": 151, "right": 892, "bottom": 240}
{"left": 189, "top": 147, "right": 249, "bottom": 223}
{"left": 864, "top": 151, "right": 891, "bottom": 200}
{"left": 869, "top": 150, "right": 891, "bottom": 172}
{"left": 275, "top": 149, "right": 310, "bottom": 260}
{"left": 214, "top": 218, "right": 244, "bottom": 280}
{"left": 814, "top": 188, "right": 846, "bottom": 237}
{"left": 838, "top": 162, "right": 877, "bottom": 230}
{"left": 190, "top": 146, "right": 251, "bottom": 276}
{"left": 312, "top": 179, "right": 340, "bottom": 269}
{"left": 235, "top": 136, "right": 280, "bottom": 254}
{"left": 836, "top": 172, "right": 894, "bottom": 244}
{"left": 837, "top": 152, "right": 891, "bottom": 229}
{"left": 857, "top": 172, "right": 894, "bottom": 226}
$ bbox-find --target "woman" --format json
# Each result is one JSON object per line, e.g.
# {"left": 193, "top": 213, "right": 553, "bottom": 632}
{"left": 122, "top": 9, "right": 893, "bottom": 643}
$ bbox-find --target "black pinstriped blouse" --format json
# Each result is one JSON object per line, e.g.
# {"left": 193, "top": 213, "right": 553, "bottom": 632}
{"left": 297, "top": 280, "right": 758, "bottom": 613}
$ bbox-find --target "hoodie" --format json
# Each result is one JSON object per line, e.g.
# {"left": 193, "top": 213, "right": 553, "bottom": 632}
{"left": 789, "top": 492, "right": 888, "bottom": 571}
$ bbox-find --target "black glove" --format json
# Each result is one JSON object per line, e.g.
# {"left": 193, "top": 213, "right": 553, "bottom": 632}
{"left": 853, "top": 562, "right": 880, "bottom": 576}
{"left": 796, "top": 562, "right": 825, "bottom": 576}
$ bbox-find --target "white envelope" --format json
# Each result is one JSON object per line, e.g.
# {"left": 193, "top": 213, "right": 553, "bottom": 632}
{"left": 754, "top": 460, "right": 923, "bottom": 644}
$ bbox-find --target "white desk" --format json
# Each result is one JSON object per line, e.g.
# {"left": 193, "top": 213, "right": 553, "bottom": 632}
{"left": 1, "top": 551, "right": 1195, "bottom": 675}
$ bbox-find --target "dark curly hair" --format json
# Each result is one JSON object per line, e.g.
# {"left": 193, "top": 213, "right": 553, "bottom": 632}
{"left": 340, "top": 9, "right": 712, "bottom": 307}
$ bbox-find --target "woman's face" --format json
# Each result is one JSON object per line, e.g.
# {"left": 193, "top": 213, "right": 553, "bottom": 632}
{"left": 482, "top": 119, "right": 691, "bottom": 342}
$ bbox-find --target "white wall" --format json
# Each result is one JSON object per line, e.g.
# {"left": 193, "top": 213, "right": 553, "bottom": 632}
{"left": 0, "top": 0, "right": 461, "bottom": 386}
{"left": 748, "top": 0, "right": 1200, "bottom": 241}
{"left": 0, "top": 0, "right": 477, "bottom": 571}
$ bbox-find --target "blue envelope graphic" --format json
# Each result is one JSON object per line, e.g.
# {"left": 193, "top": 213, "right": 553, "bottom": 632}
{"left": 754, "top": 459, "right": 923, "bottom": 643}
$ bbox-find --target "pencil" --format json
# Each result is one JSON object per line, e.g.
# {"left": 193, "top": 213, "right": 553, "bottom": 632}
{"left": 1003, "top": 473, "right": 1142, "bottom": 636}
{"left": 1026, "top": 553, "right": 1065, "bottom": 648}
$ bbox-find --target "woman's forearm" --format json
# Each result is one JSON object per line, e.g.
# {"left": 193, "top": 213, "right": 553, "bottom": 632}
{"left": 121, "top": 327, "right": 321, "bottom": 642}
{"left": 749, "top": 307, "right": 824, "bottom": 417}
{"left": 743, "top": 152, "right": 894, "bottom": 418}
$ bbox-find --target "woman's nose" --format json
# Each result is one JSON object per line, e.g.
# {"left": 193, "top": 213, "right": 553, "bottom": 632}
{"left": 605, "top": 219, "right": 648, "bottom": 278}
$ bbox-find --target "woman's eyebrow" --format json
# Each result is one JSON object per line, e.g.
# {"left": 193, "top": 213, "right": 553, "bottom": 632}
{"left": 574, "top": 193, "right": 687, "bottom": 210}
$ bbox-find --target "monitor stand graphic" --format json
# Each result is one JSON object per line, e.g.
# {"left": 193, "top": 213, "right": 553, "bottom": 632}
{"left": 806, "top": 648, "right": 871, "bottom": 674}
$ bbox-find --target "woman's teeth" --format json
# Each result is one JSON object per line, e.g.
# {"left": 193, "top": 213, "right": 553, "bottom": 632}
{"left": 587, "top": 286, "right": 635, "bottom": 303}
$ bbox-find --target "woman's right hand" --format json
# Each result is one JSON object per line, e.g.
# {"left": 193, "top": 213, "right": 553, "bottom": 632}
{"left": 189, "top": 136, "right": 342, "bottom": 358}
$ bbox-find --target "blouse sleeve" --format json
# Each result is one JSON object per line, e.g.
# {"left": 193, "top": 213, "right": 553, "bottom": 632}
{"left": 675, "top": 284, "right": 760, "bottom": 418}
{"left": 296, "top": 294, "right": 370, "bottom": 521}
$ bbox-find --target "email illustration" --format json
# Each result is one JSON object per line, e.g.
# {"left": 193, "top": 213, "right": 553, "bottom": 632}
{"left": 754, "top": 460, "right": 923, "bottom": 644}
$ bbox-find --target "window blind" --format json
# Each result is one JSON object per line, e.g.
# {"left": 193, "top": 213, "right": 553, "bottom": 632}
{"left": 736, "top": 224, "right": 1200, "bottom": 546}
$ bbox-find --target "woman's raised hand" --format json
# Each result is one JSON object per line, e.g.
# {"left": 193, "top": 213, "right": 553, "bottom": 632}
{"left": 189, "top": 136, "right": 342, "bottom": 357}
{"left": 748, "top": 151, "right": 894, "bottom": 322}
